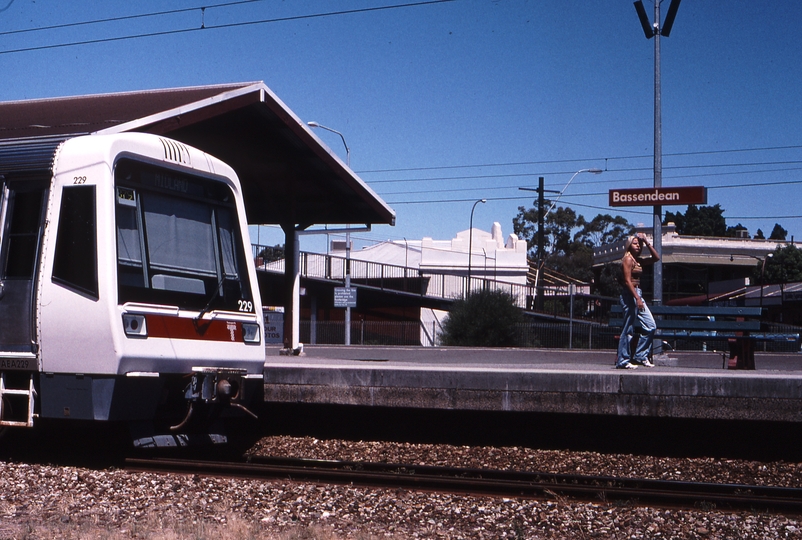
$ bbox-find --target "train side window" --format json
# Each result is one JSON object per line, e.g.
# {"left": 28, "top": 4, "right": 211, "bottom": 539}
{"left": 52, "top": 185, "right": 98, "bottom": 299}
{"left": 4, "top": 189, "right": 45, "bottom": 279}
{"left": 216, "top": 207, "right": 238, "bottom": 279}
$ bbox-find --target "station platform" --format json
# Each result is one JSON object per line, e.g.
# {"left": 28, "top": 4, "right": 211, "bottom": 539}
{"left": 263, "top": 346, "right": 802, "bottom": 423}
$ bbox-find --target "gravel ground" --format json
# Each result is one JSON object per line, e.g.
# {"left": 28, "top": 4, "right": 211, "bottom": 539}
{"left": 0, "top": 436, "right": 801, "bottom": 539}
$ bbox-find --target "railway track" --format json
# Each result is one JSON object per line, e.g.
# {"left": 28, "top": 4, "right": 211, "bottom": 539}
{"left": 126, "top": 455, "right": 802, "bottom": 515}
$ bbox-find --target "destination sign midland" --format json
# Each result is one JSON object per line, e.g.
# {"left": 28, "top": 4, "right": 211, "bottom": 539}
{"left": 609, "top": 186, "right": 707, "bottom": 207}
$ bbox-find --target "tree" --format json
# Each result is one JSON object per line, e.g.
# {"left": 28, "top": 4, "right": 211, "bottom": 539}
{"left": 512, "top": 205, "right": 582, "bottom": 259}
{"left": 725, "top": 223, "right": 749, "bottom": 238}
{"left": 754, "top": 229, "right": 765, "bottom": 240}
{"left": 763, "top": 244, "right": 802, "bottom": 284}
{"left": 575, "top": 214, "right": 633, "bottom": 248}
{"left": 512, "top": 205, "right": 633, "bottom": 281}
{"left": 512, "top": 205, "right": 539, "bottom": 255}
{"left": 664, "top": 204, "right": 726, "bottom": 236}
{"left": 769, "top": 223, "right": 788, "bottom": 241}
{"left": 440, "top": 289, "right": 523, "bottom": 347}
{"left": 547, "top": 244, "right": 594, "bottom": 284}
{"left": 544, "top": 206, "right": 579, "bottom": 257}
{"left": 257, "top": 244, "right": 285, "bottom": 263}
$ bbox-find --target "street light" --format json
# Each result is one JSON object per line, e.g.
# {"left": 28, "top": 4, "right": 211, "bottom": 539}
{"left": 467, "top": 198, "right": 487, "bottom": 293}
{"left": 731, "top": 253, "right": 773, "bottom": 312}
{"left": 307, "top": 121, "right": 350, "bottom": 167}
{"left": 308, "top": 121, "right": 353, "bottom": 344}
{"left": 544, "top": 168, "right": 603, "bottom": 216}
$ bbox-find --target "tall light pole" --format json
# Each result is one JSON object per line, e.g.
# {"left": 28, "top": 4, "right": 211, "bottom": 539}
{"left": 519, "top": 169, "right": 602, "bottom": 310}
{"left": 308, "top": 121, "right": 353, "bottom": 344}
{"left": 760, "top": 254, "right": 772, "bottom": 313}
{"left": 467, "top": 198, "right": 486, "bottom": 294}
{"left": 634, "top": 0, "right": 681, "bottom": 306}
{"left": 732, "top": 253, "right": 773, "bottom": 312}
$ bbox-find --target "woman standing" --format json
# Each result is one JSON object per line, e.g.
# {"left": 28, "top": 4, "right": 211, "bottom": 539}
{"left": 616, "top": 233, "right": 660, "bottom": 369}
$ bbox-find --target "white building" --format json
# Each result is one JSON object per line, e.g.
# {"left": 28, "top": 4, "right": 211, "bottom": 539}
{"left": 336, "top": 222, "right": 527, "bottom": 281}
{"left": 331, "top": 222, "right": 529, "bottom": 344}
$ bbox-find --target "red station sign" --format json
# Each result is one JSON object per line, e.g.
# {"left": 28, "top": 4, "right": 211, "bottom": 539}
{"left": 608, "top": 186, "right": 707, "bottom": 207}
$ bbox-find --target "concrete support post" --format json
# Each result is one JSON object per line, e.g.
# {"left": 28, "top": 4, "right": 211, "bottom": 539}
{"left": 281, "top": 224, "right": 302, "bottom": 354}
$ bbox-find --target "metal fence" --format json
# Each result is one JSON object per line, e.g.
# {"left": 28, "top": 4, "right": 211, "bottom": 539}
{"left": 297, "top": 319, "right": 801, "bottom": 353}
{"left": 254, "top": 247, "right": 618, "bottom": 324}
{"left": 301, "top": 320, "right": 433, "bottom": 347}
{"left": 299, "top": 319, "right": 620, "bottom": 349}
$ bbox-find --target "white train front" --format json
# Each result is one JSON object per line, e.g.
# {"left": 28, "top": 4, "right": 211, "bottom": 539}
{"left": 0, "top": 133, "right": 265, "bottom": 446}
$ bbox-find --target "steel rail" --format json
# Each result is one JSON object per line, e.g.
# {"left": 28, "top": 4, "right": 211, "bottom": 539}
{"left": 126, "top": 456, "right": 802, "bottom": 514}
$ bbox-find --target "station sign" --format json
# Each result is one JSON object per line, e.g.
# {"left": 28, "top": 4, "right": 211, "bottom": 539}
{"left": 334, "top": 287, "right": 357, "bottom": 308}
{"left": 609, "top": 186, "right": 707, "bottom": 207}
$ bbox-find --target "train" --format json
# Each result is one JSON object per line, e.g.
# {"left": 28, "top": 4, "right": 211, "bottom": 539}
{"left": 0, "top": 132, "right": 265, "bottom": 447}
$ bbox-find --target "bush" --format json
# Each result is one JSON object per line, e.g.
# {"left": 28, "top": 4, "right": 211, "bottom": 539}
{"left": 440, "top": 289, "right": 524, "bottom": 347}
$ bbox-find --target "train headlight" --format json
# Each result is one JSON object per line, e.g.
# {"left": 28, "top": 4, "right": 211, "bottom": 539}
{"left": 123, "top": 314, "right": 148, "bottom": 338}
{"left": 241, "top": 322, "right": 261, "bottom": 344}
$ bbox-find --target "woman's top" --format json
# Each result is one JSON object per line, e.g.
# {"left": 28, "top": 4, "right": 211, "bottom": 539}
{"left": 624, "top": 252, "right": 643, "bottom": 287}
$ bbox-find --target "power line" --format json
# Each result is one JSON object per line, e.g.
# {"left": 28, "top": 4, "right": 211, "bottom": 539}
{"left": 365, "top": 159, "right": 802, "bottom": 186}
{"left": 374, "top": 164, "right": 802, "bottom": 198}
{"left": 0, "top": 0, "right": 455, "bottom": 56}
{"left": 358, "top": 144, "right": 802, "bottom": 174}
{"left": 0, "top": 0, "right": 263, "bottom": 37}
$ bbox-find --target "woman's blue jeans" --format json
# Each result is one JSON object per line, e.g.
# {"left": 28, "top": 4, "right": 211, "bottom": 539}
{"left": 616, "top": 288, "right": 656, "bottom": 367}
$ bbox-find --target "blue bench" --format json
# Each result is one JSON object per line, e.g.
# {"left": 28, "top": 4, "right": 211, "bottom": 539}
{"left": 609, "top": 305, "right": 801, "bottom": 369}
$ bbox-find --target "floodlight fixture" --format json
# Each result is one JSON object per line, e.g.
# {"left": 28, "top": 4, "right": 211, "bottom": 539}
{"left": 661, "top": 0, "right": 682, "bottom": 37}
{"left": 634, "top": 1, "right": 654, "bottom": 38}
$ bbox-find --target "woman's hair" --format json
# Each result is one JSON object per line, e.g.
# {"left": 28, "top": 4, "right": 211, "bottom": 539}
{"left": 623, "top": 235, "right": 636, "bottom": 255}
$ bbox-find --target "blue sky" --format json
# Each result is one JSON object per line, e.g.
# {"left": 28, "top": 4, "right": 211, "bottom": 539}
{"left": 1, "top": 0, "right": 800, "bottom": 254}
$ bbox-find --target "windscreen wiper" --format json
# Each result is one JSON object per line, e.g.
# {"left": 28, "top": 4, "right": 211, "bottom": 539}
{"left": 194, "top": 275, "right": 226, "bottom": 322}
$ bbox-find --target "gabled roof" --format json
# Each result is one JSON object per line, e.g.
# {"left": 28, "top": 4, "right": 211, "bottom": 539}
{"left": 0, "top": 82, "right": 395, "bottom": 228}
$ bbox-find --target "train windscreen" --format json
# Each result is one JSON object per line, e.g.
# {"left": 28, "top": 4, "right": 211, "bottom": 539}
{"left": 114, "top": 159, "right": 254, "bottom": 314}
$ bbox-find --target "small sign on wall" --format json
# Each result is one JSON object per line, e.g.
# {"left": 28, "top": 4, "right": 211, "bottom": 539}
{"left": 334, "top": 287, "right": 357, "bottom": 308}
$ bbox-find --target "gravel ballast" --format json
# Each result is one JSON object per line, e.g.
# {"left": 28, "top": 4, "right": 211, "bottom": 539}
{"left": 0, "top": 435, "right": 801, "bottom": 538}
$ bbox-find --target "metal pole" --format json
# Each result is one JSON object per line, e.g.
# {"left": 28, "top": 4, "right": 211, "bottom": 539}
{"left": 307, "top": 121, "right": 353, "bottom": 345}
{"left": 467, "top": 199, "right": 486, "bottom": 295}
{"left": 635, "top": 0, "right": 681, "bottom": 307}
{"left": 760, "top": 256, "right": 768, "bottom": 313}
{"left": 569, "top": 283, "right": 575, "bottom": 349}
{"left": 652, "top": 0, "right": 663, "bottom": 307}
{"left": 536, "top": 177, "right": 545, "bottom": 310}
{"left": 345, "top": 228, "right": 351, "bottom": 345}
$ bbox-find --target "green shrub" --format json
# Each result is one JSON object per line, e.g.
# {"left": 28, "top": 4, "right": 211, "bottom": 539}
{"left": 440, "top": 289, "right": 524, "bottom": 347}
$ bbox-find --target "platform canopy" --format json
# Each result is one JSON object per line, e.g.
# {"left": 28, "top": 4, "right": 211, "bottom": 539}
{"left": 0, "top": 81, "right": 395, "bottom": 229}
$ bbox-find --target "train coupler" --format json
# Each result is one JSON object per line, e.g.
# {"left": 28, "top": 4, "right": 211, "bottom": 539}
{"left": 170, "top": 368, "right": 258, "bottom": 431}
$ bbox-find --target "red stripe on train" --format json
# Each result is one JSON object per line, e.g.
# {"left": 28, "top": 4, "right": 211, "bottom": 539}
{"left": 145, "top": 314, "right": 242, "bottom": 342}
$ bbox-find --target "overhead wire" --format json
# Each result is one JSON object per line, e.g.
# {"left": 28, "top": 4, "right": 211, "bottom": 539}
{"left": 358, "top": 144, "right": 802, "bottom": 174}
{"left": 0, "top": 0, "right": 455, "bottom": 56}
{"left": 0, "top": 0, "right": 265, "bottom": 37}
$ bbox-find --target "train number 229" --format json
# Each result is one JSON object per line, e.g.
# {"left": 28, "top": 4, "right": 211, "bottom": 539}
{"left": 238, "top": 300, "right": 253, "bottom": 312}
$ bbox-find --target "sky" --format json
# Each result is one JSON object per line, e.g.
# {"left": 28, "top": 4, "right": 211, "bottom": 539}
{"left": 1, "top": 0, "right": 801, "bottom": 255}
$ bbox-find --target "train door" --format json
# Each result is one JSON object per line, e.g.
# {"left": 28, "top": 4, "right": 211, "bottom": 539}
{"left": 0, "top": 179, "right": 48, "bottom": 361}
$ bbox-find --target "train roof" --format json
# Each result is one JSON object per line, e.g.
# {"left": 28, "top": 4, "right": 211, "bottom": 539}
{"left": 0, "top": 82, "right": 395, "bottom": 228}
